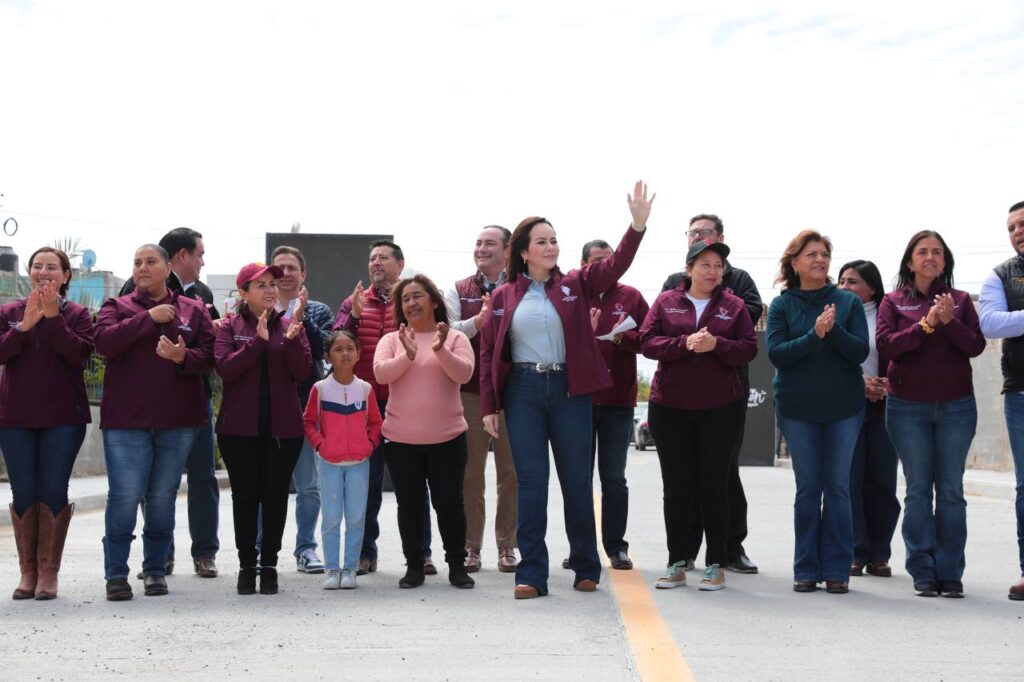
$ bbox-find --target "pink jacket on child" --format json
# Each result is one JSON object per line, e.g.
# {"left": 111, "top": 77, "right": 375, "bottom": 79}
{"left": 303, "top": 375, "right": 383, "bottom": 464}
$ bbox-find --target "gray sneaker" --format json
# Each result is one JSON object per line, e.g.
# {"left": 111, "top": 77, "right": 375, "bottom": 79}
{"left": 339, "top": 569, "right": 357, "bottom": 589}
{"left": 322, "top": 569, "right": 341, "bottom": 590}
{"left": 297, "top": 549, "right": 326, "bottom": 574}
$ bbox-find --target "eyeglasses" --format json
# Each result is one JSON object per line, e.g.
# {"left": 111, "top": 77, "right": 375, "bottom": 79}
{"left": 685, "top": 228, "right": 717, "bottom": 239}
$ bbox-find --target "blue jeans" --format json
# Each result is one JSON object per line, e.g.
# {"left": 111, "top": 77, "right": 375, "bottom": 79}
{"left": 316, "top": 457, "right": 370, "bottom": 571}
{"left": 1005, "top": 393, "right": 1024, "bottom": 574}
{"left": 886, "top": 395, "right": 976, "bottom": 588}
{"left": 185, "top": 402, "right": 219, "bottom": 560}
{"left": 504, "top": 367, "right": 600, "bottom": 594}
{"left": 292, "top": 439, "right": 321, "bottom": 556}
{"left": 0, "top": 425, "right": 86, "bottom": 516}
{"left": 777, "top": 410, "right": 863, "bottom": 582}
{"left": 591, "top": 405, "right": 633, "bottom": 556}
{"left": 361, "top": 399, "right": 432, "bottom": 560}
{"left": 850, "top": 405, "right": 900, "bottom": 564}
{"left": 102, "top": 427, "right": 198, "bottom": 580}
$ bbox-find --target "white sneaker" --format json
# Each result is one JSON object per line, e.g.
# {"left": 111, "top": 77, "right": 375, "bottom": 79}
{"left": 298, "top": 549, "right": 326, "bottom": 574}
{"left": 322, "top": 569, "right": 341, "bottom": 590}
{"left": 339, "top": 569, "right": 357, "bottom": 589}
{"left": 655, "top": 560, "right": 688, "bottom": 589}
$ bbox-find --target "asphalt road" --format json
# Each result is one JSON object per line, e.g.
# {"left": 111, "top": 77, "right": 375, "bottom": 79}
{"left": 1, "top": 450, "right": 1023, "bottom": 681}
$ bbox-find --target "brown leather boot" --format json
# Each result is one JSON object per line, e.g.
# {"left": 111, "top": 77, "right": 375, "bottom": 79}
{"left": 9, "top": 503, "right": 39, "bottom": 600}
{"left": 35, "top": 503, "right": 74, "bottom": 600}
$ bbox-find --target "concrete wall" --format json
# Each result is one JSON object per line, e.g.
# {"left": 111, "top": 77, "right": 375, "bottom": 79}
{"left": 969, "top": 338, "right": 1013, "bottom": 472}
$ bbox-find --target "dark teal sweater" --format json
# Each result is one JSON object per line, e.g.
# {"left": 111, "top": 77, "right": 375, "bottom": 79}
{"left": 766, "top": 284, "right": 869, "bottom": 422}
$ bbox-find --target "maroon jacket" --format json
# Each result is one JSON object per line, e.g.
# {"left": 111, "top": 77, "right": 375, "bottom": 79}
{"left": 479, "top": 224, "right": 645, "bottom": 416}
{"left": 587, "top": 283, "right": 650, "bottom": 407}
{"left": 95, "top": 290, "right": 214, "bottom": 429}
{"left": 215, "top": 307, "right": 312, "bottom": 438}
{"left": 453, "top": 274, "right": 490, "bottom": 394}
{"left": 0, "top": 299, "right": 94, "bottom": 427}
{"left": 640, "top": 282, "right": 757, "bottom": 410}
{"left": 334, "top": 285, "right": 394, "bottom": 401}
{"left": 876, "top": 280, "right": 984, "bottom": 402}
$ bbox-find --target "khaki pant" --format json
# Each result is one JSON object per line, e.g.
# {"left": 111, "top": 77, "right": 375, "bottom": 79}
{"left": 461, "top": 391, "right": 517, "bottom": 550}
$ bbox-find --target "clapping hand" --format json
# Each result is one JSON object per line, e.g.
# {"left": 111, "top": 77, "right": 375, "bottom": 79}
{"left": 156, "top": 335, "right": 187, "bottom": 364}
{"left": 934, "top": 293, "right": 954, "bottom": 325}
{"left": 285, "top": 319, "right": 303, "bottom": 340}
{"left": 432, "top": 322, "right": 450, "bottom": 352}
{"left": 398, "top": 323, "right": 417, "bottom": 360}
{"left": 19, "top": 289, "right": 44, "bottom": 331}
{"left": 686, "top": 327, "right": 717, "bottom": 353}
{"left": 351, "top": 281, "right": 366, "bottom": 318}
{"left": 148, "top": 304, "right": 177, "bottom": 324}
{"left": 293, "top": 287, "right": 308, "bottom": 323}
{"left": 626, "top": 179, "right": 656, "bottom": 230}
{"left": 590, "top": 307, "right": 601, "bottom": 333}
{"left": 474, "top": 293, "right": 491, "bottom": 330}
{"left": 256, "top": 310, "right": 270, "bottom": 341}
{"left": 814, "top": 304, "right": 836, "bottom": 339}
{"left": 40, "top": 283, "right": 60, "bottom": 318}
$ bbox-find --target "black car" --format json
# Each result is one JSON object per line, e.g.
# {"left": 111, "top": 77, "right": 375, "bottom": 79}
{"left": 633, "top": 402, "right": 655, "bottom": 451}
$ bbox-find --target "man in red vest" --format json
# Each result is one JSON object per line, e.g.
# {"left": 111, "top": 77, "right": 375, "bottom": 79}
{"left": 444, "top": 226, "right": 519, "bottom": 573}
{"left": 333, "top": 240, "right": 434, "bottom": 576}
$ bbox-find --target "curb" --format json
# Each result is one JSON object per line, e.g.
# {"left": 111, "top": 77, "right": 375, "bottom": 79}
{"left": 773, "top": 458, "right": 1015, "bottom": 502}
{"left": 0, "top": 471, "right": 231, "bottom": 527}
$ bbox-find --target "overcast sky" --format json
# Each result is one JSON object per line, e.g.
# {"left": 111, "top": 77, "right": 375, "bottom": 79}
{"left": 2, "top": 0, "right": 1022, "bottom": 310}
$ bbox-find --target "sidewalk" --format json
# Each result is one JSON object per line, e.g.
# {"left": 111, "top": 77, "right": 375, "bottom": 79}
{"left": 0, "top": 471, "right": 230, "bottom": 526}
{"left": 774, "top": 457, "right": 1017, "bottom": 501}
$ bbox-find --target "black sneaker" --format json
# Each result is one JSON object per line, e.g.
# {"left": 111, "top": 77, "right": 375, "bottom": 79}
{"left": 143, "top": 575, "right": 169, "bottom": 597}
{"left": 914, "top": 580, "right": 939, "bottom": 597}
{"left": 237, "top": 567, "right": 258, "bottom": 595}
{"left": 259, "top": 567, "right": 279, "bottom": 594}
{"left": 106, "top": 578, "right": 133, "bottom": 601}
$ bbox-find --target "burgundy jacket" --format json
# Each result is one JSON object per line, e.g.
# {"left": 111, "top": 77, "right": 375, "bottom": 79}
{"left": 333, "top": 285, "right": 395, "bottom": 401}
{"left": 95, "top": 290, "right": 214, "bottom": 429}
{"left": 215, "top": 307, "right": 312, "bottom": 438}
{"left": 876, "top": 280, "right": 985, "bottom": 402}
{"left": 453, "top": 274, "right": 489, "bottom": 394}
{"left": 586, "top": 282, "right": 650, "bottom": 407}
{"left": 0, "top": 299, "right": 94, "bottom": 427}
{"left": 479, "top": 224, "right": 645, "bottom": 416}
{"left": 641, "top": 282, "right": 757, "bottom": 410}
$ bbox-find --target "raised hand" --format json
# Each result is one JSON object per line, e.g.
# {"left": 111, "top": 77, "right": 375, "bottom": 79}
{"left": 925, "top": 302, "right": 941, "bottom": 328}
{"left": 285, "top": 319, "right": 303, "bottom": 340}
{"left": 157, "top": 334, "right": 187, "bottom": 364}
{"left": 626, "top": 179, "right": 656, "bottom": 230}
{"left": 474, "top": 293, "right": 491, "bottom": 330}
{"left": 432, "top": 322, "right": 450, "bottom": 352}
{"left": 293, "top": 287, "right": 309, "bottom": 323}
{"left": 149, "top": 303, "right": 177, "bottom": 324}
{"left": 590, "top": 307, "right": 602, "bottom": 333}
{"left": 256, "top": 310, "right": 269, "bottom": 340}
{"left": 398, "top": 323, "right": 417, "bottom": 360}
{"left": 483, "top": 414, "right": 500, "bottom": 440}
{"left": 40, "top": 282, "right": 60, "bottom": 318}
{"left": 351, "top": 281, "right": 366, "bottom": 318}
{"left": 19, "top": 289, "right": 44, "bottom": 331}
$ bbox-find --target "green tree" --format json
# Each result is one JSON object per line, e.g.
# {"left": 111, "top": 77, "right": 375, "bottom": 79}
{"left": 637, "top": 371, "right": 651, "bottom": 402}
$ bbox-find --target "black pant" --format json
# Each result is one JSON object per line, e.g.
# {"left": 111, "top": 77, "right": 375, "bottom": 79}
{"left": 683, "top": 397, "right": 750, "bottom": 561}
{"left": 648, "top": 400, "right": 745, "bottom": 567}
{"left": 218, "top": 434, "right": 302, "bottom": 568}
{"left": 384, "top": 434, "right": 468, "bottom": 568}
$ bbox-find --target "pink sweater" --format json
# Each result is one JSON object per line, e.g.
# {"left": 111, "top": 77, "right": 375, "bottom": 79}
{"left": 373, "top": 328, "right": 474, "bottom": 445}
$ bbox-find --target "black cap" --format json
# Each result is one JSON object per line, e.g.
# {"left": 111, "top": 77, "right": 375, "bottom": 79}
{"left": 686, "top": 239, "right": 730, "bottom": 265}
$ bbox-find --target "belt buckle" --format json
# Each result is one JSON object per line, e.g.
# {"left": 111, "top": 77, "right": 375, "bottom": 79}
{"left": 535, "top": 363, "right": 547, "bottom": 372}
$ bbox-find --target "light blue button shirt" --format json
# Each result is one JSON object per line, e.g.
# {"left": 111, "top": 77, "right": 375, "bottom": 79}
{"left": 978, "top": 268, "right": 1024, "bottom": 339}
{"left": 509, "top": 279, "right": 566, "bottom": 364}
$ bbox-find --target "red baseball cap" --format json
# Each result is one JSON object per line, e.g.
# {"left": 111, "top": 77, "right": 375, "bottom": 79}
{"left": 236, "top": 263, "right": 284, "bottom": 289}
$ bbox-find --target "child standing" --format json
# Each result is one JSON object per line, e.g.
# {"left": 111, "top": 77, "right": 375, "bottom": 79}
{"left": 303, "top": 330, "right": 383, "bottom": 589}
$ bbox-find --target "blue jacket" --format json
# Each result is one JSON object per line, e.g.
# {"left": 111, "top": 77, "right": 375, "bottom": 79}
{"left": 766, "top": 284, "right": 868, "bottom": 422}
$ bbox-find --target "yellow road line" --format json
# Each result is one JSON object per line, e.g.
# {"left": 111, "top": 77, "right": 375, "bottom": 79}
{"left": 596, "top": 494, "right": 696, "bottom": 682}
